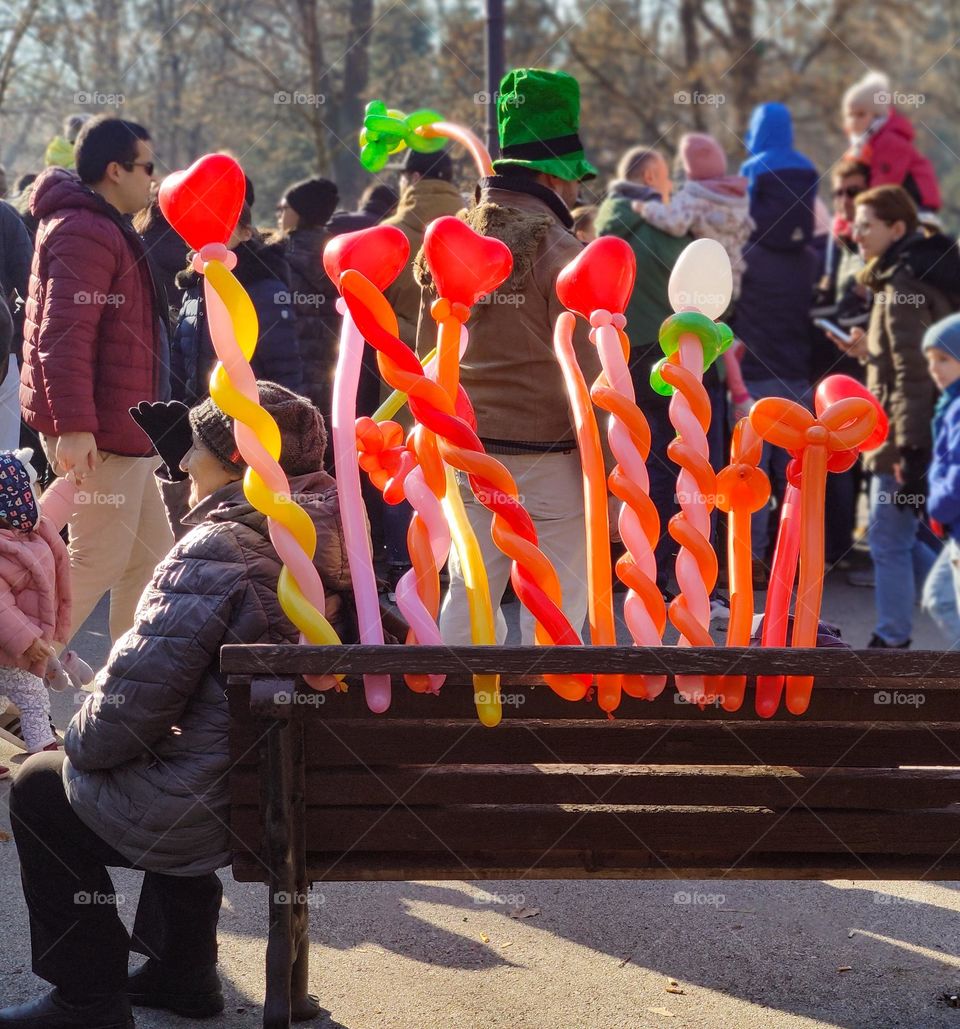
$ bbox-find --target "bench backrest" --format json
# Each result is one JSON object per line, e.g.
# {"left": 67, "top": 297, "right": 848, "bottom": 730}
{"left": 223, "top": 646, "right": 960, "bottom": 882}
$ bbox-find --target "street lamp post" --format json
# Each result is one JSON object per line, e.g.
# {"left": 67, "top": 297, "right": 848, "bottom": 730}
{"left": 485, "top": 0, "right": 504, "bottom": 158}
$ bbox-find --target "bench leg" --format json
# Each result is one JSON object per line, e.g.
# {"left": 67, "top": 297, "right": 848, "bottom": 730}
{"left": 290, "top": 718, "right": 320, "bottom": 1023}
{"left": 262, "top": 717, "right": 294, "bottom": 1029}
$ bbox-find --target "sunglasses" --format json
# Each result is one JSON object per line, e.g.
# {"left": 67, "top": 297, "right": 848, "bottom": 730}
{"left": 122, "top": 160, "right": 155, "bottom": 176}
{"left": 833, "top": 185, "right": 862, "bottom": 199}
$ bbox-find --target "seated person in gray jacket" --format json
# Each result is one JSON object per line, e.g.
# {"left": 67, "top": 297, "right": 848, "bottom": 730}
{"left": 1, "top": 382, "right": 353, "bottom": 1029}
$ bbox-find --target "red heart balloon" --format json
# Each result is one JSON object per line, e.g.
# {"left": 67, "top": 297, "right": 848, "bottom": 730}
{"left": 158, "top": 154, "right": 246, "bottom": 251}
{"left": 815, "top": 374, "right": 888, "bottom": 452}
{"left": 556, "top": 236, "right": 636, "bottom": 319}
{"left": 323, "top": 225, "right": 410, "bottom": 293}
{"left": 422, "top": 216, "right": 512, "bottom": 307}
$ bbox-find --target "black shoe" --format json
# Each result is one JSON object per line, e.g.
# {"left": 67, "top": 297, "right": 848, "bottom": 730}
{"left": 867, "top": 633, "right": 911, "bottom": 649}
{"left": 0, "top": 989, "right": 133, "bottom": 1028}
{"left": 127, "top": 959, "right": 224, "bottom": 1018}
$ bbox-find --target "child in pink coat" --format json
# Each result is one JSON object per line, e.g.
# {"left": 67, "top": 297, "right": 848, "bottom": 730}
{"left": 0, "top": 450, "right": 92, "bottom": 773}
{"left": 634, "top": 133, "right": 755, "bottom": 418}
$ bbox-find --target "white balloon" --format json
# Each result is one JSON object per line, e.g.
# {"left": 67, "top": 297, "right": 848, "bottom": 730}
{"left": 668, "top": 238, "right": 733, "bottom": 320}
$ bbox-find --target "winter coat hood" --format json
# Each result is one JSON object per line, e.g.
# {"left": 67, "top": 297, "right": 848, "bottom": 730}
{"left": 30, "top": 167, "right": 106, "bottom": 221}
{"left": 389, "top": 178, "right": 465, "bottom": 236}
{"left": 745, "top": 102, "right": 794, "bottom": 154}
{"left": 741, "top": 103, "right": 816, "bottom": 183}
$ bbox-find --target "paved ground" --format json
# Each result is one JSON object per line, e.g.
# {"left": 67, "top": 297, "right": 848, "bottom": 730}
{"left": 1, "top": 550, "right": 958, "bottom": 1028}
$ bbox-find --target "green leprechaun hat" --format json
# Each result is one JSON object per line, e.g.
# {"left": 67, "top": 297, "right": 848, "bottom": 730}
{"left": 492, "top": 68, "right": 598, "bottom": 182}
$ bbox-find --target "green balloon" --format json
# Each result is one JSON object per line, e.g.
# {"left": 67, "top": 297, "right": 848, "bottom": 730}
{"left": 649, "top": 357, "right": 674, "bottom": 397}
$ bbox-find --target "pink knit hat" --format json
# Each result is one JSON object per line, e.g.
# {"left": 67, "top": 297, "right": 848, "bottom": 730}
{"left": 680, "top": 133, "right": 727, "bottom": 181}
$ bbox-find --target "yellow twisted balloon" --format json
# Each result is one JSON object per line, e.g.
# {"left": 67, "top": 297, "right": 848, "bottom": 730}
{"left": 202, "top": 254, "right": 343, "bottom": 687}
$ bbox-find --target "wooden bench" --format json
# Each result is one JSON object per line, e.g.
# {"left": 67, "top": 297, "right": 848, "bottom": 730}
{"left": 221, "top": 644, "right": 960, "bottom": 1028}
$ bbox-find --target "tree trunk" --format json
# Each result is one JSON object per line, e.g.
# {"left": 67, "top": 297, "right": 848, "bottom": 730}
{"left": 333, "top": 0, "right": 374, "bottom": 202}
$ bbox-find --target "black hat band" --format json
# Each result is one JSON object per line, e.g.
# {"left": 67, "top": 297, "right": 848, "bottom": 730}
{"left": 499, "top": 133, "right": 584, "bottom": 161}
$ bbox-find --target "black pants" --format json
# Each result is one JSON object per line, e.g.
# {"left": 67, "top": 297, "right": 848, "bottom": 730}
{"left": 9, "top": 751, "right": 222, "bottom": 996}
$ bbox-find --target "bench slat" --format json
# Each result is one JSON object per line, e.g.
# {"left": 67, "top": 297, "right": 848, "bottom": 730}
{"left": 228, "top": 680, "right": 958, "bottom": 722}
{"left": 221, "top": 644, "right": 960, "bottom": 678}
{"left": 231, "top": 850, "right": 960, "bottom": 882}
{"left": 230, "top": 804, "right": 960, "bottom": 855}
{"left": 227, "top": 764, "right": 960, "bottom": 810}
{"left": 242, "top": 719, "right": 960, "bottom": 767}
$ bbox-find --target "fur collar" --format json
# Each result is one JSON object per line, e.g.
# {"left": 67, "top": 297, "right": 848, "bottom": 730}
{"left": 413, "top": 201, "right": 556, "bottom": 296}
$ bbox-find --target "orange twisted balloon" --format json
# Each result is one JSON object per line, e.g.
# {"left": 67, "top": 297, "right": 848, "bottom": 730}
{"left": 341, "top": 269, "right": 590, "bottom": 702}
{"left": 750, "top": 396, "right": 878, "bottom": 714}
{"left": 589, "top": 319, "right": 666, "bottom": 702}
{"left": 713, "top": 418, "right": 770, "bottom": 711}
{"left": 659, "top": 339, "right": 718, "bottom": 704}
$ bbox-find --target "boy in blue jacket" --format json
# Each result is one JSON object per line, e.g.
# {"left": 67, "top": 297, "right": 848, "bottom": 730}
{"left": 921, "top": 313, "right": 960, "bottom": 644}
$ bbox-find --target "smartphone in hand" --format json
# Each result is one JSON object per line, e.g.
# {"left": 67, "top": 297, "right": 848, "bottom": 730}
{"left": 814, "top": 317, "right": 852, "bottom": 344}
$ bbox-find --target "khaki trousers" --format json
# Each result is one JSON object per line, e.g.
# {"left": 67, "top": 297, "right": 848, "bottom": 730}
{"left": 42, "top": 436, "right": 174, "bottom": 643}
{"left": 439, "top": 450, "right": 588, "bottom": 645}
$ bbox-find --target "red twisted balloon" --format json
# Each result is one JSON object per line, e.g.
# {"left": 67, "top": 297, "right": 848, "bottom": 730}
{"left": 341, "top": 270, "right": 590, "bottom": 702}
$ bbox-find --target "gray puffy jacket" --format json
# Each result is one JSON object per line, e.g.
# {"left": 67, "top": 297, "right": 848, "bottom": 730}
{"left": 62, "top": 470, "right": 352, "bottom": 876}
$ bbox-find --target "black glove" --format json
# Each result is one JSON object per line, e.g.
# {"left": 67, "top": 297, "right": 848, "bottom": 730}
{"left": 893, "top": 446, "right": 930, "bottom": 514}
{"left": 130, "top": 400, "right": 192, "bottom": 482}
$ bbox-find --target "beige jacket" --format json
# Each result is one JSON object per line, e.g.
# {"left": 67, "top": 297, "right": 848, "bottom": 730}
{"left": 414, "top": 184, "right": 600, "bottom": 447}
{"left": 382, "top": 178, "right": 464, "bottom": 349}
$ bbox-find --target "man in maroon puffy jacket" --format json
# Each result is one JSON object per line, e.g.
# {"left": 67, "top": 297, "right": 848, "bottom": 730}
{"left": 20, "top": 116, "right": 174, "bottom": 642}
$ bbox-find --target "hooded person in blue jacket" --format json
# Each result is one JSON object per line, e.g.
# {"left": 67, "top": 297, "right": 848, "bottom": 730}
{"left": 170, "top": 202, "right": 303, "bottom": 406}
{"left": 732, "top": 102, "right": 820, "bottom": 572}
{"left": 921, "top": 315, "right": 960, "bottom": 644}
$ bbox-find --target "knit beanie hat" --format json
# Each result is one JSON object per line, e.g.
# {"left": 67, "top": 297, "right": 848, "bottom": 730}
{"left": 843, "top": 71, "right": 891, "bottom": 114}
{"left": 63, "top": 114, "right": 91, "bottom": 144}
{"left": 680, "top": 133, "right": 726, "bottom": 181}
{"left": 361, "top": 183, "right": 399, "bottom": 219}
{"left": 922, "top": 313, "right": 960, "bottom": 362}
{"left": 0, "top": 449, "right": 40, "bottom": 531}
{"left": 189, "top": 383, "right": 327, "bottom": 476}
{"left": 284, "top": 177, "right": 339, "bottom": 227}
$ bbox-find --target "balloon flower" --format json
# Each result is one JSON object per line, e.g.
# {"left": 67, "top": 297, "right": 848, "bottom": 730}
{"left": 713, "top": 418, "right": 770, "bottom": 711}
{"left": 358, "top": 100, "right": 445, "bottom": 172}
{"left": 159, "top": 154, "right": 343, "bottom": 694}
{"left": 750, "top": 391, "right": 879, "bottom": 714}
{"left": 752, "top": 375, "right": 888, "bottom": 717}
{"left": 651, "top": 239, "right": 734, "bottom": 703}
{"left": 358, "top": 99, "right": 494, "bottom": 178}
{"left": 556, "top": 236, "right": 664, "bottom": 712}
{"left": 341, "top": 220, "right": 591, "bottom": 703}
